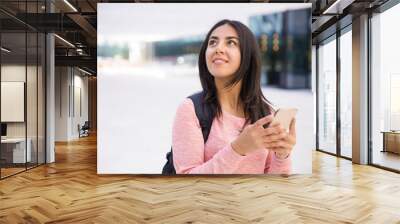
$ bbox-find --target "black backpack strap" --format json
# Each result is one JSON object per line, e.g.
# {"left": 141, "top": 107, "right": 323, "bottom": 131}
{"left": 188, "top": 91, "right": 213, "bottom": 142}
{"left": 162, "top": 91, "right": 214, "bottom": 175}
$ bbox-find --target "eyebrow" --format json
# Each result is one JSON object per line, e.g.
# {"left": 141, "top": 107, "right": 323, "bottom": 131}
{"left": 209, "top": 36, "right": 239, "bottom": 40}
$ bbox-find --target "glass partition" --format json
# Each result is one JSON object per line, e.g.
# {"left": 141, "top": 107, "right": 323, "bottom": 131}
{"left": 26, "top": 0, "right": 40, "bottom": 170}
{"left": 371, "top": 3, "right": 400, "bottom": 171}
{"left": 339, "top": 28, "right": 352, "bottom": 158}
{"left": 1, "top": 30, "right": 28, "bottom": 177}
{"left": 27, "top": 30, "right": 38, "bottom": 169}
{"left": 0, "top": 1, "right": 46, "bottom": 179}
{"left": 317, "top": 36, "right": 337, "bottom": 155}
{"left": 38, "top": 32, "right": 45, "bottom": 165}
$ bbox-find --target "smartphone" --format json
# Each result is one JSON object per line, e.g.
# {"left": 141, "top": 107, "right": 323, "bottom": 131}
{"left": 272, "top": 108, "right": 298, "bottom": 131}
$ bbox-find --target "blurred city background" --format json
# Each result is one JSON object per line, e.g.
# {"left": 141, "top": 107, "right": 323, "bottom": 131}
{"left": 98, "top": 5, "right": 311, "bottom": 89}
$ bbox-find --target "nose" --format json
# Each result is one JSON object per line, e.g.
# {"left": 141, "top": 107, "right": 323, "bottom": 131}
{"left": 215, "top": 42, "right": 225, "bottom": 54}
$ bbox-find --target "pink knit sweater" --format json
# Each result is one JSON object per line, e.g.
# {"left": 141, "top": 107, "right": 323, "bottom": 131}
{"left": 172, "top": 98, "right": 291, "bottom": 174}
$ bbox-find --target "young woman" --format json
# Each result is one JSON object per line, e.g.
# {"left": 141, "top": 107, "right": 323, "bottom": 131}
{"left": 172, "top": 19, "right": 296, "bottom": 174}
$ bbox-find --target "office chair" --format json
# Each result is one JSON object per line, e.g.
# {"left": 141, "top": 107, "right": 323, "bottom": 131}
{"left": 79, "top": 121, "right": 90, "bottom": 138}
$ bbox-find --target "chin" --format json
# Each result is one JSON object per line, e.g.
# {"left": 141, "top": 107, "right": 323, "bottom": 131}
{"left": 210, "top": 71, "right": 234, "bottom": 79}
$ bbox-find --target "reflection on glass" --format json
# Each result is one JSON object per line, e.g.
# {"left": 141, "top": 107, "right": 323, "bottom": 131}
{"left": 390, "top": 75, "right": 400, "bottom": 130}
{"left": 340, "top": 30, "right": 352, "bottom": 158}
{"left": 0, "top": 1, "right": 46, "bottom": 179}
{"left": 26, "top": 0, "right": 41, "bottom": 170}
{"left": 318, "top": 37, "right": 337, "bottom": 154}
{"left": 1, "top": 31, "right": 27, "bottom": 177}
{"left": 27, "top": 31, "right": 38, "bottom": 169}
{"left": 38, "top": 33, "right": 46, "bottom": 165}
{"left": 371, "top": 3, "right": 400, "bottom": 171}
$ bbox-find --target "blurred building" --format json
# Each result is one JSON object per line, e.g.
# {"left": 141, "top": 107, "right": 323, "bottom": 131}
{"left": 250, "top": 8, "right": 311, "bottom": 89}
{"left": 153, "top": 36, "right": 203, "bottom": 65}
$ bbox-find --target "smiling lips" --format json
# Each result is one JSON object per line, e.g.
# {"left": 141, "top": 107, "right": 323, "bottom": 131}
{"left": 212, "top": 58, "right": 228, "bottom": 65}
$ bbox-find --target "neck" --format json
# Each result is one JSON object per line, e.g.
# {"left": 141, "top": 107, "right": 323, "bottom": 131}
{"left": 215, "top": 77, "right": 242, "bottom": 111}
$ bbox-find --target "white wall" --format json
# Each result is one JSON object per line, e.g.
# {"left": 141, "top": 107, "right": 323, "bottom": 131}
{"left": 1, "top": 64, "right": 46, "bottom": 164}
{"left": 72, "top": 72, "right": 89, "bottom": 138}
{"left": 1, "top": 65, "right": 37, "bottom": 138}
{"left": 55, "top": 66, "right": 69, "bottom": 141}
{"left": 55, "top": 67, "right": 89, "bottom": 141}
{"left": 1, "top": 66, "right": 26, "bottom": 126}
{"left": 1, "top": 82, "right": 25, "bottom": 122}
{"left": 1, "top": 65, "right": 26, "bottom": 141}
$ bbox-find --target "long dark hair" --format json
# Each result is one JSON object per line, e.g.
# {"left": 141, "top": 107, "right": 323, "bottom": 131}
{"left": 198, "top": 19, "right": 274, "bottom": 128}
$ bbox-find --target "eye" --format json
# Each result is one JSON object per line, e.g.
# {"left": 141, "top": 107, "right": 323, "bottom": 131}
{"left": 227, "top": 39, "right": 238, "bottom": 46}
{"left": 208, "top": 39, "right": 217, "bottom": 46}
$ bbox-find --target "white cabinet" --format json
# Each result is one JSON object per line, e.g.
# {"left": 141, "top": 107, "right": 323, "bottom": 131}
{"left": 1, "top": 138, "right": 32, "bottom": 163}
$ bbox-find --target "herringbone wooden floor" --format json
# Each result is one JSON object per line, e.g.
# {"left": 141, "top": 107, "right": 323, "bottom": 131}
{"left": 1, "top": 134, "right": 400, "bottom": 224}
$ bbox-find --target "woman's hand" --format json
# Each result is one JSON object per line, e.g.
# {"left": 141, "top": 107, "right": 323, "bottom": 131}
{"left": 268, "top": 118, "right": 296, "bottom": 159}
{"left": 231, "top": 115, "right": 295, "bottom": 156}
{"left": 231, "top": 115, "right": 273, "bottom": 155}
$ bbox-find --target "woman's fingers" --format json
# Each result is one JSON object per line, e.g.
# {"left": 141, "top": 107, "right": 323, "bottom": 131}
{"left": 254, "top": 115, "right": 274, "bottom": 128}
{"left": 265, "top": 140, "right": 291, "bottom": 150}
{"left": 267, "top": 141, "right": 284, "bottom": 148}
{"left": 263, "top": 132, "right": 287, "bottom": 143}
{"left": 269, "top": 147, "right": 285, "bottom": 151}
{"left": 262, "top": 123, "right": 285, "bottom": 136}
{"left": 262, "top": 119, "right": 296, "bottom": 155}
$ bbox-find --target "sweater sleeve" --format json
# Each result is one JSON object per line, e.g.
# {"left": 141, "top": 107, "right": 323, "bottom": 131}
{"left": 264, "top": 150, "right": 292, "bottom": 175}
{"left": 172, "top": 98, "right": 245, "bottom": 174}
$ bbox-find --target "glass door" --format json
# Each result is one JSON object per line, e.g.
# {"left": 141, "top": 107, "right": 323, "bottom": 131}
{"left": 339, "top": 27, "right": 352, "bottom": 158}
{"left": 370, "top": 3, "right": 400, "bottom": 171}
{"left": 317, "top": 35, "right": 337, "bottom": 155}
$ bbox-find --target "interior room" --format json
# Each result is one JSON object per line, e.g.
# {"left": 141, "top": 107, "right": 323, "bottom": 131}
{"left": 0, "top": 1, "right": 399, "bottom": 223}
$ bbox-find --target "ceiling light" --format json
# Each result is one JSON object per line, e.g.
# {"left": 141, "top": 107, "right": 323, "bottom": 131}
{"left": 1, "top": 47, "right": 11, "bottom": 53}
{"left": 78, "top": 67, "right": 92, "bottom": 76}
{"left": 323, "top": 0, "right": 354, "bottom": 15}
{"left": 63, "top": 0, "right": 78, "bottom": 12}
{"left": 54, "top": 34, "right": 75, "bottom": 48}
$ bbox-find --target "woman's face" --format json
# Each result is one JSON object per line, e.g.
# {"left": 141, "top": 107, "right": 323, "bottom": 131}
{"left": 205, "top": 24, "right": 241, "bottom": 80}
